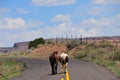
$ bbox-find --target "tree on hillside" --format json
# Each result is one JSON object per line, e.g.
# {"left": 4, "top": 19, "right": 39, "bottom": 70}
{"left": 28, "top": 37, "right": 46, "bottom": 49}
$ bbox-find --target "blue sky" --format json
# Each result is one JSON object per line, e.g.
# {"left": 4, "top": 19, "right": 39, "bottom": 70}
{"left": 0, "top": 0, "right": 120, "bottom": 47}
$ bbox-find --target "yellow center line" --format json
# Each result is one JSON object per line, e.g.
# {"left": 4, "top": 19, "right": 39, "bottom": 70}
{"left": 61, "top": 78, "right": 64, "bottom": 80}
{"left": 66, "top": 69, "right": 70, "bottom": 80}
{"left": 60, "top": 69, "right": 70, "bottom": 80}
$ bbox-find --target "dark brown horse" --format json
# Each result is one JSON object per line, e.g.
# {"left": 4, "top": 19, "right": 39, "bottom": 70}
{"left": 49, "top": 51, "right": 59, "bottom": 75}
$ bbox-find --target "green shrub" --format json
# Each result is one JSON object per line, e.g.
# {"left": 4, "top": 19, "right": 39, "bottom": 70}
{"left": 29, "top": 37, "right": 46, "bottom": 49}
{"left": 47, "top": 41, "right": 53, "bottom": 44}
{"left": 86, "top": 43, "right": 95, "bottom": 48}
{"left": 99, "top": 40, "right": 113, "bottom": 48}
{"left": 113, "top": 50, "right": 120, "bottom": 61}
{"left": 74, "top": 51, "right": 87, "bottom": 59}
{"left": 67, "top": 40, "right": 80, "bottom": 50}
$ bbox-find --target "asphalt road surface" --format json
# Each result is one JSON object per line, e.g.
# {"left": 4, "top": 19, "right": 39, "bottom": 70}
{"left": 6, "top": 58, "right": 119, "bottom": 80}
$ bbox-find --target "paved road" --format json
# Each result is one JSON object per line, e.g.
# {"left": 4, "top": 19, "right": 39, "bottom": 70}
{"left": 7, "top": 58, "right": 119, "bottom": 80}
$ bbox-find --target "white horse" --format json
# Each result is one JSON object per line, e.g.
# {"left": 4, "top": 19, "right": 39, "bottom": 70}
{"left": 59, "top": 52, "right": 69, "bottom": 74}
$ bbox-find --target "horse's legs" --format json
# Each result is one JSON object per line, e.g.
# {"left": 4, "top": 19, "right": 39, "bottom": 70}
{"left": 61, "top": 64, "right": 66, "bottom": 74}
{"left": 63, "top": 64, "right": 67, "bottom": 73}
{"left": 61, "top": 64, "right": 64, "bottom": 74}
{"left": 54, "top": 63, "right": 58, "bottom": 74}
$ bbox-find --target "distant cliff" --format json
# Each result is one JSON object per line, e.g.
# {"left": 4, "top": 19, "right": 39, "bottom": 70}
{"left": 0, "top": 42, "right": 29, "bottom": 54}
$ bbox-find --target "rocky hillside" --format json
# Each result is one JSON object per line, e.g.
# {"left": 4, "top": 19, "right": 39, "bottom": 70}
{"left": 29, "top": 44, "right": 67, "bottom": 59}
{"left": 0, "top": 47, "right": 13, "bottom": 53}
{"left": 0, "top": 42, "right": 29, "bottom": 54}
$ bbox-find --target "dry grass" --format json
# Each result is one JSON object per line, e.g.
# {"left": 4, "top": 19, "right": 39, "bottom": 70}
{"left": 73, "top": 40, "right": 120, "bottom": 77}
{"left": 0, "top": 59, "right": 25, "bottom": 80}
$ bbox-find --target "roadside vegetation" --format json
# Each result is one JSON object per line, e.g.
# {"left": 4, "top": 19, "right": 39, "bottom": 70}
{"left": 0, "top": 59, "right": 25, "bottom": 80}
{"left": 0, "top": 37, "right": 120, "bottom": 78}
{"left": 72, "top": 40, "right": 120, "bottom": 77}
{"left": 28, "top": 37, "right": 46, "bottom": 49}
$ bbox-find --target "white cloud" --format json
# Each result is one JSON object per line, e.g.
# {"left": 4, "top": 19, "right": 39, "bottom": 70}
{"left": 0, "top": 18, "right": 26, "bottom": 30}
{"left": 52, "top": 14, "right": 70, "bottom": 22}
{"left": 79, "top": 14, "right": 120, "bottom": 36}
{"left": 81, "top": 18, "right": 110, "bottom": 27}
{"left": 81, "top": 14, "right": 120, "bottom": 28}
{"left": 92, "top": 0, "right": 120, "bottom": 4}
{"left": 0, "top": 20, "right": 98, "bottom": 46}
{"left": 0, "top": 17, "right": 44, "bottom": 46}
{"left": 85, "top": 7, "right": 103, "bottom": 15}
{"left": 31, "top": 0, "right": 76, "bottom": 6}
{"left": 0, "top": 42, "right": 6, "bottom": 47}
{"left": 0, "top": 8, "right": 10, "bottom": 14}
{"left": 17, "top": 8, "right": 29, "bottom": 14}
{"left": 0, "top": 30, "right": 44, "bottom": 47}
{"left": 37, "top": 22, "right": 98, "bottom": 38}
{"left": 78, "top": 5, "right": 113, "bottom": 16}
{"left": 0, "top": 18, "right": 43, "bottom": 30}
{"left": 0, "top": 14, "right": 120, "bottom": 47}
{"left": 27, "top": 20, "right": 44, "bottom": 28}
{"left": 0, "top": 8, "right": 10, "bottom": 19}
